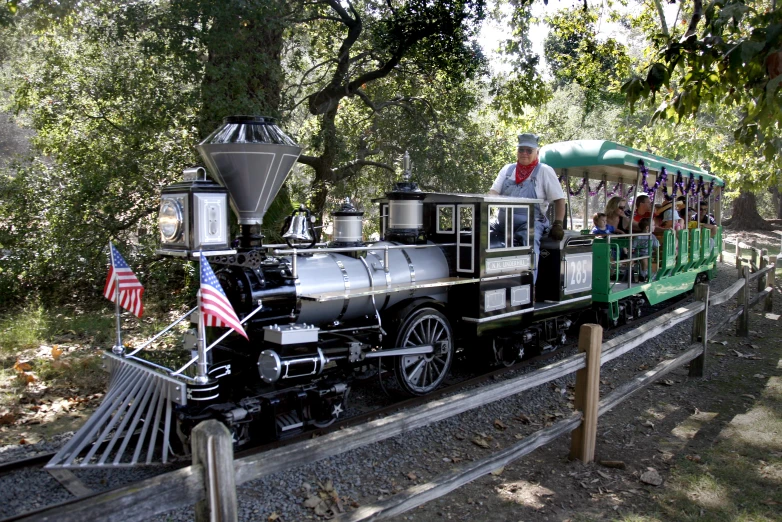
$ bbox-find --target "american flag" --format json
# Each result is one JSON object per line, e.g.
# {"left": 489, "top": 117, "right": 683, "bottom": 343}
{"left": 103, "top": 242, "right": 144, "bottom": 318}
{"left": 199, "top": 253, "right": 248, "bottom": 340}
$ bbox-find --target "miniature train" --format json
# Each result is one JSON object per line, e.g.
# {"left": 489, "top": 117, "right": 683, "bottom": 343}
{"left": 47, "top": 117, "right": 725, "bottom": 468}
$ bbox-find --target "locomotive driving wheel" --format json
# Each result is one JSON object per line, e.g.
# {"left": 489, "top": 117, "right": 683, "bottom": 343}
{"left": 393, "top": 307, "right": 454, "bottom": 396}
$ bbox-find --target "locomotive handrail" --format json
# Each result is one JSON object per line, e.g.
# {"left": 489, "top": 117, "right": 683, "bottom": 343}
{"left": 277, "top": 242, "right": 458, "bottom": 279}
{"left": 170, "top": 303, "right": 266, "bottom": 377}
{"left": 271, "top": 242, "right": 457, "bottom": 255}
{"left": 565, "top": 237, "right": 593, "bottom": 247}
{"left": 125, "top": 306, "right": 198, "bottom": 357}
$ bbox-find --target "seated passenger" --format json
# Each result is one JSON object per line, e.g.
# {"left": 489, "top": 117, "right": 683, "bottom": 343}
{"left": 697, "top": 201, "right": 717, "bottom": 251}
{"left": 635, "top": 217, "right": 660, "bottom": 280}
{"left": 604, "top": 196, "right": 630, "bottom": 234}
{"left": 632, "top": 195, "right": 652, "bottom": 225}
{"left": 654, "top": 200, "right": 683, "bottom": 233}
{"left": 591, "top": 212, "right": 614, "bottom": 235}
{"left": 697, "top": 201, "right": 718, "bottom": 236}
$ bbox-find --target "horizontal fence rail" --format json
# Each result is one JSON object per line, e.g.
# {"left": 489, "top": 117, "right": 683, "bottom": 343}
{"left": 10, "top": 257, "right": 776, "bottom": 522}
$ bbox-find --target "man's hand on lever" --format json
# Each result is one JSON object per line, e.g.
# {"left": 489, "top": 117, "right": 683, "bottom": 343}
{"left": 549, "top": 198, "right": 566, "bottom": 240}
{"left": 549, "top": 219, "right": 565, "bottom": 241}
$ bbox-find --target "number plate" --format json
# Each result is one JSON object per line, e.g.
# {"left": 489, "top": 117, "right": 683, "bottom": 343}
{"left": 564, "top": 253, "right": 592, "bottom": 294}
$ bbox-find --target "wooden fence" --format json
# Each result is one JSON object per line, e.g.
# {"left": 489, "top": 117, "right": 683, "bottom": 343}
{"left": 13, "top": 257, "right": 777, "bottom": 522}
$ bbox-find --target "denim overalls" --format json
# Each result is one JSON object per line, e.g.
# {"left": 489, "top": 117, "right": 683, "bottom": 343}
{"left": 498, "top": 163, "right": 551, "bottom": 282}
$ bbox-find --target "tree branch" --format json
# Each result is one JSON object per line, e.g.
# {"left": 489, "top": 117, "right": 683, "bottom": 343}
{"left": 683, "top": 0, "right": 702, "bottom": 39}
{"left": 297, "top": 154, "right": 321, "bottom": 168}
{"left": 652, "top": 0, "right": 669, "bottom": 36}
{"left": 333, "top": 159, "right": 394, "bottom": 176}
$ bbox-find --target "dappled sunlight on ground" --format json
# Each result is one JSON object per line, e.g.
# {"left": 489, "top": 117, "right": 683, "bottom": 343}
{"left": 681, "top": 475, "right": 730, "bottom": 510}
{"left": 644, "top": 402, "right": 681, "bottom": 422}
{"left": 494, "top": 479, "right": 554, "bottom": 509}
{"left": 670, "top": 410, "right": 718, "bottom": 441}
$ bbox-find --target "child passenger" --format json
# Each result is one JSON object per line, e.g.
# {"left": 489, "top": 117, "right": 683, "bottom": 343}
{"left": 591, "top": 212, "right": 614, "bottom": 235}
{"left": 635, "top": 217, "right": 660, "bottom": 280}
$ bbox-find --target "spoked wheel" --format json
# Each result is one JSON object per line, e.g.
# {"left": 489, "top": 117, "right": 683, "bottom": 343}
{"left": 393, "top": 307, "right": 454, "bottom": 396}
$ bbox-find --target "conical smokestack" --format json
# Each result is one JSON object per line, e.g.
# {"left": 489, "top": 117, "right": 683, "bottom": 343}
{"left": 196, "top": 116, "right": 302, "bottom": 225}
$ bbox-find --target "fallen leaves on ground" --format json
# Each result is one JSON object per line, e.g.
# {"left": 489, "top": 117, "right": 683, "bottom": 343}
{"left": 472, "top": 435, "right": 491, "bottom": 448}
{"left": 301, "top": 480, "right": 356, "bottom": 518}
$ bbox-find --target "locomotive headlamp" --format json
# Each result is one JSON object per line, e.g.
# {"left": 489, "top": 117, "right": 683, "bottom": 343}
{"left": 158, "top": 198, "right": 184, "bottom": 243}
{"left": 155, "top": 169, "right": 232, "bottom": 257}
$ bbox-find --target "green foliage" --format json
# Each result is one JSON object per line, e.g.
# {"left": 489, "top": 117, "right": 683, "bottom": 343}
{"left": 0, "top": 1, "right": 299, "bottom": 304}
{"left": 524, "top": 83, "right": 626, "bottom": 144}
{"left": 285, "top": 0, "right": 492, "bottom": 218}
{"left": 543, "top": 6, "right": 631, "bottom": 113}
{"left": 489, "top": 0, "right": 551, "bottom": 121}
{"left": 111, "top": 0, "right": 288, "bottom": 138}
{"left": 623, "top": 0, "right": 782, "bottom": 162}
{"left": 0, "top": 10, "right": 200, "bottom": 302}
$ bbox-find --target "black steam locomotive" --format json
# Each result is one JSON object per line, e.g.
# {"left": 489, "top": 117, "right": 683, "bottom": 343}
{"left": 47, "top": 116, "right": 600, "bottom": 468}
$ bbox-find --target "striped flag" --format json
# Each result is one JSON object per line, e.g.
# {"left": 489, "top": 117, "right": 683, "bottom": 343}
{"left": 103, "top": 243, "right": 144, "bottom": 318}
{"left": 199, "top": 253, "right": 248, "bottom": 340}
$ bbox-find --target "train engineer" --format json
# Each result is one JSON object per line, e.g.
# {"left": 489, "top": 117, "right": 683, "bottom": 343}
{"left": 489, "top": 133, "right": 566, "bottom": 280}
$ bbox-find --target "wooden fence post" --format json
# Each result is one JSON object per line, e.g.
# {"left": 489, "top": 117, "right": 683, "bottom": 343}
{"left": 570, "top": 324, "right": 602, "bottom": 463}
{"left": 737, "top": 265, "right": 751, "bottom": 337}
{"left": 192, "top": 420, "right": 238, "bottom": 522}
{"left": 766, "top": 256, "right": 776, "bottom": 313}
{"left": 758, "top": 250, "right": 767, "bottom": 293}
{"left": 751, "top": 241, "right": 758, "bottom": 270}
{"left": 736, "top": 240, "right": 742, "bottom": 277}
{"left": 688, "top": 284, "right": 710, "bottom": 377}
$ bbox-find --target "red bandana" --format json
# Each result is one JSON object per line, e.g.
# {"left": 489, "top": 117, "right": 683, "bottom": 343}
{"left": 515, "top": 159, "right": 539, "bottom": 184}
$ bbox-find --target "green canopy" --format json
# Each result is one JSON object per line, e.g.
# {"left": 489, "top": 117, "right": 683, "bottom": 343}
{"left": 539, "top": 140, "right": 725, "bottom": 187}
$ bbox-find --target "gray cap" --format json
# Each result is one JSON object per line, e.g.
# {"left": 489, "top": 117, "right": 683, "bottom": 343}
{"left": 517, "top": 133, "right": 539, "bottom": 149}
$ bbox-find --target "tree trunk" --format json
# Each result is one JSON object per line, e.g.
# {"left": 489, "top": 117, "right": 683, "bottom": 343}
{"left": 729, "top": 190, "right": 774, "bottom": 230}
{"left": 198, "top": 1, "right": 286, "bottom": 138}
{"left": 769, "top": 186, "right": 782, "bottom": 219}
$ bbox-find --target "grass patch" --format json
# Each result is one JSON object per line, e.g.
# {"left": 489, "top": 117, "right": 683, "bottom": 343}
{"left": 0, "top": 304, "right": 120, "bottom": 355}
{"left": 0, "top": 303, "right": 49, "bottom": 352}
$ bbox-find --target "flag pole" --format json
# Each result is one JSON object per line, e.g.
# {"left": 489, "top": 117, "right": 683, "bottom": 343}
{"left": 110, "top": 241, "right": 124, "bottom": 355}
{"left": 195, "top": 253, "right": 210, "bottom": 384}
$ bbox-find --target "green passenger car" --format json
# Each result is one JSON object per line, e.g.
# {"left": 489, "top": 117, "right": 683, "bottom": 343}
{"left": 540, "top": 140, "right": 725, "bottom": 325}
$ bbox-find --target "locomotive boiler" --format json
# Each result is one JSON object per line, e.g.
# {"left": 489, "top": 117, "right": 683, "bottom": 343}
{"left": 47, "top": 116, "right": 591, "bottom": 468}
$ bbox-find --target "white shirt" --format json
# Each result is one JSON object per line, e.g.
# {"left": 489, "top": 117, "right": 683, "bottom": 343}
{"left": 490, "top": 162, "right": 566, "bottom": 215}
